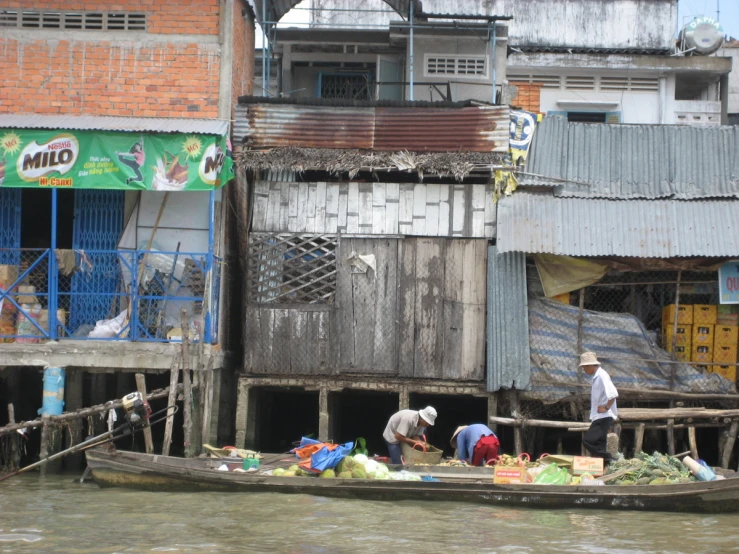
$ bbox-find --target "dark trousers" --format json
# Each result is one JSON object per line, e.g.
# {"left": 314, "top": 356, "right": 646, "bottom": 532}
{"left": 386, "top": 441, "right": 402, "bottom": 465}
{"left": 583, "top": 417, "right": 613, "bottom": 461}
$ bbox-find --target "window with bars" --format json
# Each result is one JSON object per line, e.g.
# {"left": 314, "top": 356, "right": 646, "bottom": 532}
{"left": 247, "top": 234, "right": 338, "bottom": 305}
{"left": 425, "top": 55, "right": 487, "bottom": 77}
{"left": 318, "top": 73, "right": 371, "bottom": 100}
{"left": 0, "top": 9, "right": 147, "bottom": 30}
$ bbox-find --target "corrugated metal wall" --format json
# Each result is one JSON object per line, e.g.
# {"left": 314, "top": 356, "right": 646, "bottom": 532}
{"left": 486, "top": 244, "right": 530, "bottom": 391}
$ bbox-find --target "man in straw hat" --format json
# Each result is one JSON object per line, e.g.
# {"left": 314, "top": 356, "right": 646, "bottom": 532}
{"left": 451, "top": 424, "right": 500, "bottom": 466}
{"left": 580, "top": 351, "right": 619, "bottom": 462}
{"left": 382, "top": 406, "right": 437, "bottom": 465}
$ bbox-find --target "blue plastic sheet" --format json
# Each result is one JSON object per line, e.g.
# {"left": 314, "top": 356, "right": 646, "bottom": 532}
{"left": 293, "top": 437, "right": 354, "bottom": 472}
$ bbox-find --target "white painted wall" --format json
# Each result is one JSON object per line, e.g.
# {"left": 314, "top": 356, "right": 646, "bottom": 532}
{"left": 310, "top": 0, "right": 677, "bottom": 50}
{"left": 717, "top": 45, "right": 739, "bottom": 113}
{"left": 539, "top": 89, "right": 661, "bottom": 123}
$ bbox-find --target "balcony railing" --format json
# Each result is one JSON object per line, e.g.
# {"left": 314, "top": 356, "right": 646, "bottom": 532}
{"left": 0, "top": 249, "right": 220, "bottom": 344}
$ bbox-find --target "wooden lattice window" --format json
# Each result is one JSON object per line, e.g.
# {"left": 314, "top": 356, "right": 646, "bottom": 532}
{"left": 247, "top": 234, "right": 338, "bottom": 305}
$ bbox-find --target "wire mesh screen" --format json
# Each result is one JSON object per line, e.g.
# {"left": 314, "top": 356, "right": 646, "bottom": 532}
{"left": 527, "top": 268, "right": 736, "bottom": 402}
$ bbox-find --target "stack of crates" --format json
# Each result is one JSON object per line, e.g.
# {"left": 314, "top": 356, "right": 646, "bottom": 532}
{"left": 662, "top": 304, "right": 692, "bottom": 363}
{"left": 692, "top": 305, "right": 716, "bottom": 365}
{"left": 712, "top": 320, "right": 738, "bottom": 382}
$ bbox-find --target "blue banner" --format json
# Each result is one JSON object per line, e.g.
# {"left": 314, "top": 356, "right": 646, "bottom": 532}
{"left": 719, "top": 261, "right": 739, "bottom": 304}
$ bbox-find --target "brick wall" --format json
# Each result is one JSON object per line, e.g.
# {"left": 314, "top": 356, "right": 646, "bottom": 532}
{"left": 509, "top": 82, "right": 543, "bottom": 114}
{"left": 0, "top": 0, "right": 224, "bottom": 118}
{"left": 231, "top": 0, "right": 255, "bottom": 117}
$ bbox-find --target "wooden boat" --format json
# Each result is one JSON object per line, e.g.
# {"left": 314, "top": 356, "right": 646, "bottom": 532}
{"left": 85, "top": 448, "right": 739, "bottom": 513}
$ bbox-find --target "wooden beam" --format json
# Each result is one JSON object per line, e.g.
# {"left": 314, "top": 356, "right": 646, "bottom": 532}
{"left": 162, "top": 354, "right": 180, "bottom": 457}
{"left": 181, "top": 309, "right": 194, "bottom": 458}
{"left": 508, "top": 391, "right": 523, "bottom": 455}
{"left": 634, "top": 423, "right": 645, "bottom": 455}
{"left": 39, "top": 415, "right": 50, "bottom": 478}
{"left": 7, "top": 403, "right": 19, "bottom": 469}
{"left": 135, "top": 373, "right": 154, "bottom": 455}
{"left": 667, "top": 419, "right": 675, "bottom": 456}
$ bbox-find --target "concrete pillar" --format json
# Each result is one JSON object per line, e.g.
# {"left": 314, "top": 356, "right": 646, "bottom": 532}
{"left": 235, "top": 379, "right": 250, "bottom": 449}
{"left": 720, "top": 73, "right": 730, "bottom": 125}
{"left": 281, "top": 43, "right": 292, "bottom": 97}
{"left": 40, "top": 367, "right": 65, "bottom": 474}
{"left": 64, "top": 369, "right": 84, "bottom": 470}
{"left": 398, "top": 386, "right": 409, "bottom": 411}
{"left": 318, "top": 386, "right": 329, "bottom": 443}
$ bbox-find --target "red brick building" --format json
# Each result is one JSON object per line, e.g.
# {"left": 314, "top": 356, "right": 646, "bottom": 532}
{"left": 0, "top": 0, "right": 255, "bottom": 119}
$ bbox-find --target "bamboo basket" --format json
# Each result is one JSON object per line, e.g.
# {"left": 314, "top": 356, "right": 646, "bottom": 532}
{"left": 400, "top": 443, "right": 444, "bottom": 465}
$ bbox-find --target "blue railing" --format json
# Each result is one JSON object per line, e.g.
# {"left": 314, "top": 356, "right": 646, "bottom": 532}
{"left": 0, "top": 248, "right": 220, "bottom": 344}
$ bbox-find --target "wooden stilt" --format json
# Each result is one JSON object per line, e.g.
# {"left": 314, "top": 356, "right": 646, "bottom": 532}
{"left": 721, "top": 419, "right": 739, "bottom": 469}
{"left": 634, "top": 423, "right": 645, "bottom": 455}
{"left": 39, "top": 415, "right": 50, "bottom": 477}
{"left": 509, "top": 390, "right": 523, "bottom": 455}
{"left": 667, "top": 419, "right": 676, "bottom": 456}
{"left": 488, "top": 393, "right": 498, "bottom": 433}
{"left": 556, "top": 437, "right": 563, "bottom": 455}
{"left": 181, "top": 309, "right": 194, "bottom": 458}
{"left": 7, "top": 404, "right": 20, "bottom": 469}
{"left": 201, "top": 359, "right": 214, "bottom": 447}
{"left": 134, "top": 373, "right": 154, "bottom": 454}
{"left": 161, "top": 354, "right": 180, "bottom": 456}
{"left": 688, "top": 426, "right": 698, "bottom": 460}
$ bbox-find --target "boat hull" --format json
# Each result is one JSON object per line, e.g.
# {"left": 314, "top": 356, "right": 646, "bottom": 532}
{"left": 85, "top": 449, "right": 739, "bottom": 513}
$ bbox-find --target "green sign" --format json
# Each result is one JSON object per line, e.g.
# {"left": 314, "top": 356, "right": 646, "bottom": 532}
{"left": 0, "top": 129, "right": 233, "bottom": 190}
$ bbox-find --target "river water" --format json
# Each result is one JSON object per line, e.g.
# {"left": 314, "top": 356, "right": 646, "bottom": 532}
{"left": 1, "top": 474, "right": 738, "bottom": 554}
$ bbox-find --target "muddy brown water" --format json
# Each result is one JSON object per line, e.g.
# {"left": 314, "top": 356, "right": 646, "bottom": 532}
{"left": 1, "top": 474, "right": 738, "bottom": 553}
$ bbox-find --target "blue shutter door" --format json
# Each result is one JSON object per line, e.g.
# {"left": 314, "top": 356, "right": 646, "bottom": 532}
{"left": 0, "top": 189, "right": 21, "bottom": 264}
{"left": 69, "top": 190, "right": 125, "bottom": 333}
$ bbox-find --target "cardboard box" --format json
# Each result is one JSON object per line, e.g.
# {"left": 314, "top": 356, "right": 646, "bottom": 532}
{"left": 715, "top": 325, "right": 739, "bottom": 347}
{"left": 693, "top": 304, "right": 717, "bottom": 325}
{"left": 718, "top": 314, "right": 739, "bottom": 326}
{"left": 0, "top": 265, "right": 19, "bottom": 288}
{"left": 692, "top": 344, "right": 713, "bottom": 363}
{"left": 714, "top": 344, "right": 738, "bottom": 364}
{"left": 663, "top": 304, "right": 693, "bottom": 326}
{"left": 17, "top": 285, "right": 37, "bottom": 304}
{"left": 572, "top": 456, "right": 605, "bottom": 476}
{"left": 710, "top": 365, "right": 737, "bottom": 383}
{"left": 663, "top": 325, "right": 692, "bottom": 347}
{"left": 693, "top": 324, "right": 714, "bottom": 345}
{"left": 493, "top": 466, "right": 532, "bottom": 484}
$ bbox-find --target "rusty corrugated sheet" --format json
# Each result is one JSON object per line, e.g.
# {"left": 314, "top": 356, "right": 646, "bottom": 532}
{"left": 374, "top": 106, "right": 509, "bottom": 152}
{"left": 239, "top": 103, "right": 510, "bottom": 153}
{"left": 244, "top": 104, "right": 375, "bottom": 149}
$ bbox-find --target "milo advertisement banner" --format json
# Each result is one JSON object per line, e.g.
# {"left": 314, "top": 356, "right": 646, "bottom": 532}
{"left": 0, "top": 129, "right": 233, "bottom": 190}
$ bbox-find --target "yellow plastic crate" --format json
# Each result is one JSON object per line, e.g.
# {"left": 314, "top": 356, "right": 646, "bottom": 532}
{"left": 663, "top": 325, "right": 692, "bottom": 347}
{"left": 691, "top": 344, "right": 713, "bottom": 363}
{"left": 714, "top": 325, "right": 739, "bottom": 347}
{"left": 662, "top": 304, "right": 693, "bottom": 326}
{"left": 671, "top": 345, "right": 691, "bottom": 363}
{"left": 692, "top": 324, "right": 714, "bottom": 345}
{"left": 693, "top": 304, "right": 717, "bottom": 325}
{"left": 714, "top": 344, "right": 738, "bottom": 364}
{"left": 709, "top": 365, "right": 737, "bottom": 383}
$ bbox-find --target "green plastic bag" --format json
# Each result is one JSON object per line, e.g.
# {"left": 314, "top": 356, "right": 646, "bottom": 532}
{"left": 352, "top": 437, "right": 368, "bottom": 456}
{"left": 534, "top": 463, "right": 568, "bottom": 485}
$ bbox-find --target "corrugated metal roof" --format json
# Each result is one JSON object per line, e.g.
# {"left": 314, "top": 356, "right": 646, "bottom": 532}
{"left": 238, "top": 95, "right": 480, "bottom": 108}
{"left": 486, "top": 244, "right": 531, "bottom": 391}
{"left": 235, "top": 102, "right": 509, "bottom": 152}
{"left": 253, "top": 0, "right": 409, "bottom": 23}
{"left": 496, "top": 192, "right": 739, "bottom": 257}
{"left": 522, "top": 117, "right": 739, "bottom": 199}
{"left": 0, "top": 114, "right": 230, "bottom": 136}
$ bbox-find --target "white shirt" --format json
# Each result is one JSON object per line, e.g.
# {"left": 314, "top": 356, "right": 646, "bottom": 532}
{"left": 382, "top": 410, "right": 425, "bottom": 444}
{"left": 590, "top": 366, "right": 618, "bottom": 421}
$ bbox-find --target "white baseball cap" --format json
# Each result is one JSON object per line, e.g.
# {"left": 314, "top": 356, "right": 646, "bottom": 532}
{"left": 418, "top": 406, "right": 437, "bottom": 426}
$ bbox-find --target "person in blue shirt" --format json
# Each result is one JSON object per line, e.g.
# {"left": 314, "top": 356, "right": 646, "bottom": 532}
{"left": 451, "top": 424, "right": 500, "bottom": 466}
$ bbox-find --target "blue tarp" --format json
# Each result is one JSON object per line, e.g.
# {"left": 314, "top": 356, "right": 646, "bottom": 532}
{"left": 293, "top": 437, "right": 354, "bottom": 472}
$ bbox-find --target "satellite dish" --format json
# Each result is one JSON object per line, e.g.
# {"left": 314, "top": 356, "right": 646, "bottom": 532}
{"left": 680, "top": 16, "right": 725, "bottom": 55}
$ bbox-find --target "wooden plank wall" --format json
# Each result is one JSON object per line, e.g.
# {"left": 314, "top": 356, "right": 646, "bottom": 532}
{"left": 245, "top": 238, "right": 487, "bottom": 381}
{"left": 253, "top": 181, "right": 496, "bottom": 238}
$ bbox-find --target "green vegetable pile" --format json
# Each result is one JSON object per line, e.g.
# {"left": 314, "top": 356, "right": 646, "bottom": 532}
{"left": 605, "top": 452, "right": 697, "bottom": 486}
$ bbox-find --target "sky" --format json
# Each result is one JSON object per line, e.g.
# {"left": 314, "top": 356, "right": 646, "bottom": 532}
{"left": 253, "top": 0, "right": 739, "bottom": 47}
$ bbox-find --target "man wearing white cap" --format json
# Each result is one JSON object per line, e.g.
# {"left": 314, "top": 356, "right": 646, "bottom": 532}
{"left": 580, "top": 351, "right": 618, "bottom": 462}
{"left": 382, "top": 406, "right": 437, "bottom": 465}
{"left": 451, "top": 424, "right": 500, "bottom": 466}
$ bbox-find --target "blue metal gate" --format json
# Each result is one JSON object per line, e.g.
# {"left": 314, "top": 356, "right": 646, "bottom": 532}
{"left": 69, "top": 190, "right": 125, "bottom": 333}
{"left": 0, "top": 189, "right": 21, "bottom": 263}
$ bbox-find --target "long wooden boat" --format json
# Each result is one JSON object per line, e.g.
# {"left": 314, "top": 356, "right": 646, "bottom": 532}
{"left": 85, "top": 448, "right": 739, "bottom": 513}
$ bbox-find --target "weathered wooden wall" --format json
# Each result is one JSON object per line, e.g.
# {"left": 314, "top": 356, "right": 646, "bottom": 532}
{"left": 252, "top": 181, "right": 496, "bottom": 238}
{"left": 244, "top": 238, "right": 487, "bottom": 381}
